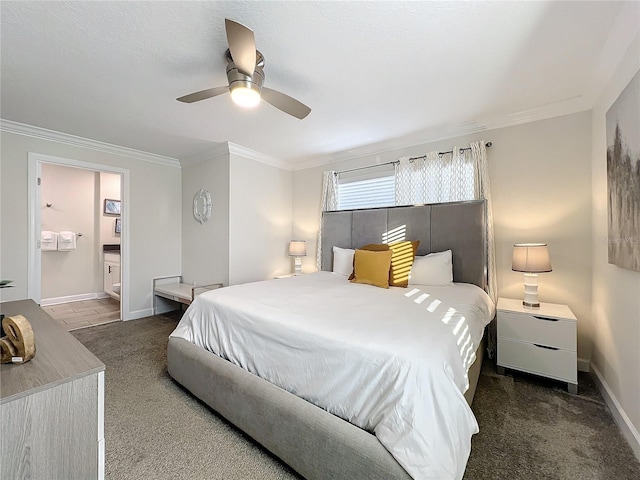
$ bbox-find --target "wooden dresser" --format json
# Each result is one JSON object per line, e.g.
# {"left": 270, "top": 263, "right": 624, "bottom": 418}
{"left": 0, "top": 300, "right": 105, "bottom": 479}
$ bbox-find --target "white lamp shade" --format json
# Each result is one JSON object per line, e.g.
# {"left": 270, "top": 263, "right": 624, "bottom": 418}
{"left": 288, "top": 240, "right": 307, "bottom": 257}
{"left": 512, "top": 244, "right": 552, "bottom": 273}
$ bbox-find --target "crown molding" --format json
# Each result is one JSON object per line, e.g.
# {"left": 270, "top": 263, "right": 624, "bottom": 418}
{"left": 180, "top": 142, "right": 292, "bottom": 171}
{"left": 228, "top": 142, "right": 292, "bottom": 171}
{"left": 179, "top": 142, "right": 230, "bottom": 167}
{"left": 292, "top": 97, "right": 592, "bottom": 171}
{"left": 0, "top": 119, "right": 181, "bottom": 168}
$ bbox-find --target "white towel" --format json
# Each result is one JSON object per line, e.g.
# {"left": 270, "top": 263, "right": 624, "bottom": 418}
{"left": 58, "top": 231, "right": 77, "bottom": 251}
{"left": 41, "top": 231, "right": 58, "bottom": 251}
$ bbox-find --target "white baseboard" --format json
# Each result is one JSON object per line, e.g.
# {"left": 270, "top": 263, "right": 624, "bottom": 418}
{"left": 125, "top": 308, "right": 153, "bottom": 321}
{"left": 40, "top": 291, "right": 110, "bottom": 306}
{"left": 591, "top": 363, "right": 640, "bottom": 461}
{"left": 577, "top": 357, "right": 590, "bottom": 372}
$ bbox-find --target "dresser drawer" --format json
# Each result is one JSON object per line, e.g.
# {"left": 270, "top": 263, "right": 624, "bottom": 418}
{"left": 498, "top": 311, "right": 576, "bottom": 351}
{"left": 497, "top": 337, "right": 577, "bottom": 383}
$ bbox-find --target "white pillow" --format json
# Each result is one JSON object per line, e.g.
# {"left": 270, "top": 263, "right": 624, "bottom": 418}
{"left": 408, "top": 250, "right": 454, "bottom": 286}
{"left": 332, "top": 246, "right": 355, "bottom": 276}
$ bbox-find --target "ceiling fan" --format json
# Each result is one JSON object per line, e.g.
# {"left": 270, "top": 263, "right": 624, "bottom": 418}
{"left": 177, "top": 19, "right": 311, "bottom": 120}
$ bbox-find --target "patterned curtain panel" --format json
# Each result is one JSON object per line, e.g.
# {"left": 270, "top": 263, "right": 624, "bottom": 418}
{"left": 316, "top": 171, "right": 338, "bottom": 271}
{"left": 395, "top": 148, "right": 475, "bottom": 205}
{"left": 395, "top": 141, "right": 499, "bottom": 358}
{"left": 471, "top": 141, "right": 498, "bottom": 359}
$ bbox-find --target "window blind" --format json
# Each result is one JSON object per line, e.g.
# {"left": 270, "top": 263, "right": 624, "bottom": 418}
{"left": 337, "top": 175, "right": 395, "bottom": 210}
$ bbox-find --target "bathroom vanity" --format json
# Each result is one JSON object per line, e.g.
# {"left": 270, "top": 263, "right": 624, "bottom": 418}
{"left": 103, "top": 244, "right": 120, "bottom": 300}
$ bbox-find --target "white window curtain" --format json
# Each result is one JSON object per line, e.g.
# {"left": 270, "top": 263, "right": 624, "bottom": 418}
{"left": 395, "top": 148, "right": 475, "bottom": 205}
{"left": 316, "top": 171, "right": 338, "bottom": 271}
{"left": 394, "top": 141, "right": 498, "bottom": 357}
{"left": 471, "top": 142, "right": 497, "bottom": 304}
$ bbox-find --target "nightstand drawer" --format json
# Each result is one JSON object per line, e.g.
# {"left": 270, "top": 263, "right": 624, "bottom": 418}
{"left": 498, "top": 311, "right": 576, "bottom": 351}
{"left": 498, "top": 337, "right": 577, "bottom": 383}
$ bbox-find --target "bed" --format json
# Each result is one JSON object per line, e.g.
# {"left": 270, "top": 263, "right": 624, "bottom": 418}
{"left": 167, "top": 200, "right": 493, "bottom": 480}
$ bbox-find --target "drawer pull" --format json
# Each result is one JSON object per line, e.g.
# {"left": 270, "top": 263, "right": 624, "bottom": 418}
{"left": 533, "top": 315, "right": 558, "bottom": 322}
{"left": 534, "top": 343, "right": 559, "bottom": 351}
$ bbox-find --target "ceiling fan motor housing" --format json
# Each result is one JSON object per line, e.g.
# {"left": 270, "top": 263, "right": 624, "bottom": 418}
{"left": 226, "top": 63, "right": 265, "bottom": 96}
{"left": 225, "top": 49, "right": 265, "bottom": 96}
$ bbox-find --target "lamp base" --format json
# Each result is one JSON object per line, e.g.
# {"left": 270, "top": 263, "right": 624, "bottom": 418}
{"left": 293, "top": 257, "right": 302, "bottom": 276}
{"left": 522, "top": 273, "right": 540, "bottom": 309}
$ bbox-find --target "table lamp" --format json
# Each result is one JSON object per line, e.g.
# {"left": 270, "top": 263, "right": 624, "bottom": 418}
{"left": 289, "top": 240, "right": 307, "bottom": 275}
{"left": 512, "top": 243, "right": 552, "bottom": 308}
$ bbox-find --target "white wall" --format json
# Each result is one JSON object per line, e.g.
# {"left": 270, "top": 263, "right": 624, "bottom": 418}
{"left": 0, "top": 130, "right": 182, "bottom": 319}
{"left": 590, "top": 31, "right": 640, "bottom": 455}
{"left": 40, "top": 163, "right": 100, "bottom": 299}
{"left": 293, "top": 112, "right": 593, "bottom": 363}
{"left": 229, "top": 153, "right": 293, "bottom": 284}
{"left": 180, "top": 146, "right": 293, "bottom": 287}
{"left": 181, "top": 152, "right": 230, "bottom": 286}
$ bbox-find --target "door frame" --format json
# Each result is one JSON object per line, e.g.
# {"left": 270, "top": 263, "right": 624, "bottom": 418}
{"left": 28, "top": 152, "right": 131, "bottom": 320}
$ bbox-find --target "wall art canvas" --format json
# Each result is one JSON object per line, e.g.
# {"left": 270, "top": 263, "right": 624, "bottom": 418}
{"left": 104, "top": 198, "right": 121, "bottom": 215}
{"left": 606, "top": 69, "right": 640, "bottom": 272}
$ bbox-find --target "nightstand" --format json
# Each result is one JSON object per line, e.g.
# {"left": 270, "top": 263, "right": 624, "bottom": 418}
{"left": 497, "top": 297, "right": 578, "bottom": 394}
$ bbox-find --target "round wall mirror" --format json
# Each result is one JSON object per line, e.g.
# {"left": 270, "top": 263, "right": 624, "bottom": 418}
{"left": 193, "top": 188, "right": 212, "bottom": 224}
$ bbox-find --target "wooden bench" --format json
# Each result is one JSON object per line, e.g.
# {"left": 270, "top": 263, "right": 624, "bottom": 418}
{"left": 153, "top": 276, "right": 222, "bottom": 314}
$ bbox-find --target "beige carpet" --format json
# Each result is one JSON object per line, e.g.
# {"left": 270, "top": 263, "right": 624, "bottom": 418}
{"left": 72, "top": 314, "right": 640, "bottom": 480}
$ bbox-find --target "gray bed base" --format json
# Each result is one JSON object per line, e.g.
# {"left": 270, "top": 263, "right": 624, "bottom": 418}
{"left": 167, "top": 201, "right": 488, "bottom": 479}
{"left": 168, "top": 336, "right": 409, "bottom": 480}
{"left": 168, "top": 337, "right": 484, "bottom": 480}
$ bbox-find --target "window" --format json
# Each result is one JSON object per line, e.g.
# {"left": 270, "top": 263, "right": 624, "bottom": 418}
{"left": 335, "top": 151, "right": 476, "bottom": 211}
{"left": 337, "top": 174, "right": 395, "bottom": 210}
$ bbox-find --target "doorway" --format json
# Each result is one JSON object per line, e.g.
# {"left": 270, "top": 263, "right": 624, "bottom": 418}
{"left": 28, "top": 153, "right": 130, "bottom": 325}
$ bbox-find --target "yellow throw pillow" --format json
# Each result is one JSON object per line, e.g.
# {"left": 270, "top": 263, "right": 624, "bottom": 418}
{"left": 347, "top": 243, "right": 389, "bottom": 280}
{"left": 349, "top": 241, "right": 419, "bottom": 287}
{"left": 350, "top": 249, "right": 393, "bottom": 289}
{"left": 388, "top": 240, "right": 420, "bottom": 287}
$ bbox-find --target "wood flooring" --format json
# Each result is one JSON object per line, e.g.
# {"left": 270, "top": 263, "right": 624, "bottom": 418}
{"left": 42, "top": 297, "right": 120, "bottom": 331}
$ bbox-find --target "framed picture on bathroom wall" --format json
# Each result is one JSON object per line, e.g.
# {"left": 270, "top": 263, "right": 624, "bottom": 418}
{"left": 104, "top": 199, "right": 121, "bottom": 215}
{"left": 115, "top": 217, "right": 122, "bottom": 234}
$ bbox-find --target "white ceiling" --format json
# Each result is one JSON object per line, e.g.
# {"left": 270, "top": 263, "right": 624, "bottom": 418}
{"left": 0, "top": 1, "right": 630, "bottom": 168}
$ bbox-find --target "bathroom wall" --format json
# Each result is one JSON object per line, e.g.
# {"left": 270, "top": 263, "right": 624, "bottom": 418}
{"left": 99, "top": 172, "right": 121, "bottom": 248}
{"left": 40, "top": 163, "right": 101, "bottom": 301}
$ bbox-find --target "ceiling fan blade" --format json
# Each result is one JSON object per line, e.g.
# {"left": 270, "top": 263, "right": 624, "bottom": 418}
{"left": 176, "top": 86, "right": 229, "bottom": 103}
{"left": 225, "top": 19, "right": 257, "bottom": 76}
{"left": 261, "top": 87, "right": 311, "bottom": 119}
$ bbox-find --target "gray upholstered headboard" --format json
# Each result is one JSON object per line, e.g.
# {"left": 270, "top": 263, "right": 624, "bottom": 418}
{"left": 321, "top": 200, "right": 487, "bottom": 289}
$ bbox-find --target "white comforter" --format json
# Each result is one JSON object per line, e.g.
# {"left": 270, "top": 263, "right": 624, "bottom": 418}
{"left": 170, "top": 272, "right": 495, "bottom": 480}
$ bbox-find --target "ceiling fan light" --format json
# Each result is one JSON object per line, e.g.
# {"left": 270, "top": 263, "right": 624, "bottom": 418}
{"left": 230, "top": 85, "right": 261, "bottom": 108}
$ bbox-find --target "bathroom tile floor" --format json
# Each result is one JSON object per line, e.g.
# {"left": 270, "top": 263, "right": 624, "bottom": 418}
{"left": 42, "top": 297, "right": 120, "bottom": 331}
